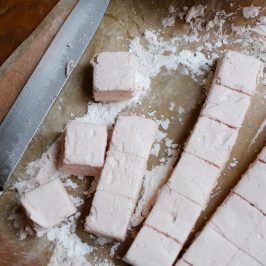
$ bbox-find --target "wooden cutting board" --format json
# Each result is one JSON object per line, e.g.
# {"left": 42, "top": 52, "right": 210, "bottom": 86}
{"left": 0, "top": 0, "right": 265, "bottom": 265}
{"left": 0, "top": 0, "right": 78, "bottom": 122}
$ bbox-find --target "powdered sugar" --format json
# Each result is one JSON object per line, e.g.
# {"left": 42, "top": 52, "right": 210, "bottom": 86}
{"left": 130, "top": 154, "right": 177, "bottom": 227}
{"left": 242, "top": 6, "right": 261, "bottom": 19}
{"left": 63, "top": 178, "right": 78, "bottom": 189}
{"left": 185, "top": 5, "right": 206, "bottom": 23}
{"left": 129, "top": 30, "right": 218, "bottom": 83}
{"left": 47, "top": 213, "right": 93, "bottom": 265}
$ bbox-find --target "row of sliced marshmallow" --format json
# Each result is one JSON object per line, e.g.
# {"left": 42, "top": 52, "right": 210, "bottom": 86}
{"left": 177, "top": 146, "right": 266, "bottom": 266}
{"left": 124, "top": 50, "right": 263, "bottom": 266}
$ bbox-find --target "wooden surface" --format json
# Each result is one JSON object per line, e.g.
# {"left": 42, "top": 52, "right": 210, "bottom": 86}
{"left": 0, "top": 0, "right": 78, "bottom": 122}
{"left": 0, "top": 0, "right": 59, "bottom": 66}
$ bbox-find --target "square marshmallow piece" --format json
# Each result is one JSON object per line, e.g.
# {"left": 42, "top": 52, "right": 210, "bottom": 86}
{"left": 85, "top": 190, "right": 134, "bottom": 241}
{"left": 215, "top": 50, "right": 263, "bottom": 95}
{"left": 111, "top": 115, "right": 158, "bottom": 158}
{"left": 97, "top": 150, "right": 147, "bottom": 199}
{"left": 210, "top": 193, "right": 263, "bottom": 247}
{"left": 202, "top": 84, "right": 251, "bottom": 128}
{"left": 124, "top": 226, "right": 181, "bottom": 266}
{"left": 92, "top": 52, "right": 136, "bottom": 101}
{"left": 20, "top": 178, "right": 77, "bottom": 228}
{"left": 185, "top": 116, "right": 238, "bottom": 168}
{"left": 145, "top": 186, "right": 202, "bottom": 243}
{"left": 61, "top": 121, "right": 107, "bottom": 176}
{"left": 183, "top": 225, "right": 237, "bottom": 266}
{"left": 168, "top": 152, "right": 220, "bottom": 207}
{"left": 234, "top": 160, "right": 266, "bottom": 214}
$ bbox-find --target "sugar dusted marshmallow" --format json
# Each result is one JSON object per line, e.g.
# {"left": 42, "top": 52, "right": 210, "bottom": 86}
{"left": 241, "top": 217, "right": 266, "bottom": 265}
{"left": 97, "top": 150, "right": 146, "bottom": 199}
{"left": 85, "top": 115, "right": 157, "bottom": 241}
{"left": 124, "top": 226, "right": 181, "bottom": 266}
{"left": 92, "top": 52, "right": 136, "bottom": 101}
{"left": 20, "top": 178, "right": 77, "bottom": 229}
{"left": 111, "top": 115, "right": 158, "bottom": 158}
{"left": 60, "top": 121, "right": 108, "bottom": 177}
{"left": 202, "top": 84, "right": 251, "bottom": 128}
{"left": 234, "top": 160, "right": 266, "bottom": 214}
{"left": 182, "top": 225, "right": 237, "bottom": 266}
{"left": 168, "top": 152, "right": 220, "bottom": 207}
{"left": 228, "top": 250, "right": 262, "bottom": 266}
{"left": 210, "top": 193, "right": 263, "bottom": 246}
{"left": 215, "top": 50, "right": 263, "bottom": 95}
{"left": 185, "top": 116, "right": 238, "bottom": 168}
{"left": 145, "top": 186, "right": 202, "bottom": 243}
{"left": 85, "top": 190, "right": 134, "bottom": 241}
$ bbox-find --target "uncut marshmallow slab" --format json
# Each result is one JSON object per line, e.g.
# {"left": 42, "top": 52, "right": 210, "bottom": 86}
{"left": 168, "top": 152, "right": 220, "bottom": 207}
{"left": 182, "top": 225, "right": 237, "bottom": 266}
{"left": 20, "top": 178, "right": 77, "bottom": 229}
{"left": 241, "top": 217, "right": 266, "bottom": 265}
{"left": 97, "top": 150, "right": 147, "bottom": 199}
{"left": 215, "top": 50, "right": 263, "bottom": 95}
{"left": 145, "top": 186, "right": 202, "bottom": 243}
{"left": 60, "top": 121, "right": 107, "bottom": 177}
{"left": 201, "top": 84, "right": 251, "bottom": 128}
{"left": 234, "top": 160, "right": 266, "bottom": 214}
{"left": 111, "top": 115, "right": 157, "bottom": 158}
{"left": 92, "top": 52, "right": 136, "bottom": 101}
{"left": 210, "top": 193, "right": 263, "bottom": 247}
{"left": 124, "top": 226, "right": 181, "bottom": 266}
{"left": 228, "top": 250, "right": 262, "bottom": 266}
{"left": 185, "top": 116, "right": 238, "bottom": 168}
{"left": 85, "top": 190, "right": 134, "bottom": 241}
{"left": 258, "top": 146, "right": 266, "bottom": 163}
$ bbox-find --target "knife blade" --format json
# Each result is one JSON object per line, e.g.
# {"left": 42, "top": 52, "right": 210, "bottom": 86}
{"left": 0, "top": 0, "right": 109, "bottom": 187}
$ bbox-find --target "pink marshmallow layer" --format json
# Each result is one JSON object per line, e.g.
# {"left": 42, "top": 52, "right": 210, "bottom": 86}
{"left": 124, "top": 51, "right": 263, "bottom": 266}
{"left": 92, "top": 52, "right": 136, "bottom": 102}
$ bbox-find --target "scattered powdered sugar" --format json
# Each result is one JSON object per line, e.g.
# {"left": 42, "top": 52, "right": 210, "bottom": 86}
{"left": 130, "top": 154, "right": 177, "bottom": 227}
{"left": 169, "top": 102, "right": 175, "bottom": 111}
{"left": 48, "top": 243, "right": 91, "bottom": 266}
{"left": 185, "top": 5, "right": 206, "bottom": 23}
{"left": 157, "top": 118, "right": 170, "bottom": 130}
{"left": 95, "top": 237, "right": 113, "bottom": 246}
{"left": 47, "top": 213, "right": 93, "bottom": 266}
{"left": 70, "top": 196, "right": 84, "bottom": 208}
{"left": 14, "top": 139, "right": 68, "bottom": 195}
{"left": 230, "top": 158, "right": 239, "bottom": 168}
{"left": 242, "top": 6, "right": 261, "bottom": 19}
{"left": 110, "top": 242, "right": 120, "bottom": 257}
{"left": 63, "top": 178, "right": 78, "bottom": 189}
{"left": 162, "top": 16, "right": 175, "bottom": 28}
{"left": 129, "top": 30, "right": 219, "bottom": 83}
{"left": 150, "top": 143, "right": 161, "bottom": 157}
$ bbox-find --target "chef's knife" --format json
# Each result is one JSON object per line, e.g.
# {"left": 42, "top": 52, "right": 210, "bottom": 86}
{"left": 0, "top": 0, "right": 109, "bottom": 188}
